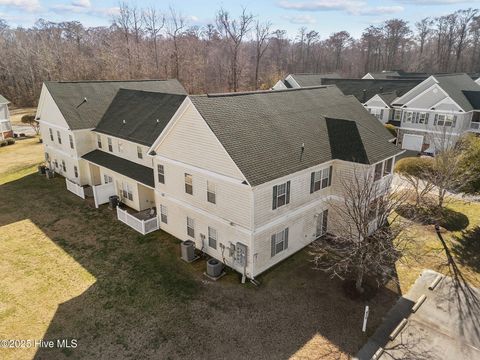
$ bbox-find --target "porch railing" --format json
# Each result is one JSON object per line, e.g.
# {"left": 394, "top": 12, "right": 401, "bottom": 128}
{"left": 470, "top": 122, "right": 480, "bottom": 131}
{"left": 116, "top": 207, "right": 159, "bottom": 235}
{"left": 65, "top": 178, "right": 85, "bottom": 199}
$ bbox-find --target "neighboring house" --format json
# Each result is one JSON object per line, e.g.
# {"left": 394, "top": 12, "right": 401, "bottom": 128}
{"left": 148, "top": 86, "right": 401, "bottom": 278}
{"left": 274, "top": 75, "right": 422, "bottom": 124}
{"left": 0, "top": 95, "right": 13, "bottom": 140}
{"left": 392, "top": 73, "right": 480, "bottom": 152}
{"left": 272, "top": 73, "right": 341, "bottom": 90}
{"left": 36, "top": 79, "right": 186, "bottom": 186}
{"left": 362, "top": 70, "right": 429, "bottom": 80}
{"left": 476, "top": 77, "right": 480, "bottom": 85}
{"left": 39, "top": 82, "right": 401, "bottom": 279}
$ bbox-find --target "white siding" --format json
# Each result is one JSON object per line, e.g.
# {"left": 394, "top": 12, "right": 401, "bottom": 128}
{"left": 95, "top": 133, "right": 153, "bottom": 168}
{"left": 156, "top": 102, "right": 245, "bottom": 180}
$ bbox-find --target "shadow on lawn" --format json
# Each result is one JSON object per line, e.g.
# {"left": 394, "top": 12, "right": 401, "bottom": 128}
{"left": 452, "top": 226, "right": 480, "bottom": 272}
{"left": 0, "top": 173, "right": 400, "bottom": 360}
{"left": 396, "top": 203, "right": 469, "bottom": 231}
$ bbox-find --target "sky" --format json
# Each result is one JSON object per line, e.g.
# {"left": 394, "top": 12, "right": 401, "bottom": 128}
{"left": 0, "top": 0, "right": 479, "bottom": 38}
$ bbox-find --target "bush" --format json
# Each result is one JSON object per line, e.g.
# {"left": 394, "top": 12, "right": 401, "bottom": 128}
{"left": 6, "top": 137, "right": 15, "bottom": 145}
{"left": 384, "top": 123, "right": 397, "bottom": 137}
{"left": 0, "top": 140, "right": 7, "bottom": 147}
{"left": 394, "top": 156, "right": 432, "bottom": 177}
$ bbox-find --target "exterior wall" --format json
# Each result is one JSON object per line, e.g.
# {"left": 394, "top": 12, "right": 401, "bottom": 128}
{"left": 156, "top": 102, "right": 245, "bottom": 180}
{"left": 396, "top": 109, "right": 472, "bottom": 135}
{"left": 95, "top": 133, "right": 153, "bottom": 168}
{"left": 395, "top": 77, "right": 437, "bottom": 105}
{"left": 0, "top": 103, "right": 9, "bottom": 120}
{"left": 155, "top": 193, "right": 254, "bottom": 276}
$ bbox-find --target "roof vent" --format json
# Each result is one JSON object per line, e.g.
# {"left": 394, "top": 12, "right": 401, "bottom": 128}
{"left": 84, "top": 97, "right": 87, "bottom": 102}
{"left": 122, "top": 119, "right": 126, "bottom": 124}
{"left": 149, "top": 150, "right": 157, "bottom": 156}
{"left": 300, "top": 142, "right": 305, "bottom": 160}
{"left": 156, "top": 119, "right": 160, "bottom": 124}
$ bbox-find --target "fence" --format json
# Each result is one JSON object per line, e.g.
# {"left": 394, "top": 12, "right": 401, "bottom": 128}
{"left": 65, "top": 178, "right": 85, "bottom": 199}
{"left": 116, "top": 207, "right": 159, "bottom": 235}
{"left": 92, "top": 182, "right": 115, "bottom": 208}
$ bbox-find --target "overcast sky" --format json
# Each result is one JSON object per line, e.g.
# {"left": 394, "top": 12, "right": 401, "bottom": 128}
{"left": 0, "top": 0, "right": 479, "bottom": 38}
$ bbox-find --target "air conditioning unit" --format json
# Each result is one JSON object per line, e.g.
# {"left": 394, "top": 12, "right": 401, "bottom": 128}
{"left": 181, "top": 240, "right": 196, "bottom": 262}
{"left": 206, "top": 258, "right": 223, "bottom": 278}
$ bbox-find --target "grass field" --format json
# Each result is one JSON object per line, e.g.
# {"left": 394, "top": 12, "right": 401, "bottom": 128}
{"left": 9, "top": 108, "right": 37, "bottom": 126}
{"left": 1, "top": 136, "right": 479, "bottom": 359}
{"left": 0, "top": 137, "right": 44, "bottom": 185}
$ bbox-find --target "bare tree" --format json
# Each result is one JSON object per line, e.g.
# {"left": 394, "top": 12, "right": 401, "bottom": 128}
{"left": 454, "top": 8, "right": 478, "bottom": 71}
{"left": 311, "top": 166, "right": 412, "bottom": 293}
{"left": 253, "top": 20, "right": 271, "bottom": 89}
{"left": 143, "top": 7, "right": 165, "bottom": 76}
{"left": 113, "top": 2, "right": 133, "bottom": 77}
{"left": 216, "top": 7, "right": 253, "bottom": 92}
{"left": 166, "top": 7, "right": 187, "bottom": 80}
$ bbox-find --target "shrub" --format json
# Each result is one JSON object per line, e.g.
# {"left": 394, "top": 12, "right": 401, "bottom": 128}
{"left": 0, "top": 140, "right": 7, "bottom": 147}
{"left": 384, "top": 123, "right": 397, "bottom": 137}
{"left": 6, "top": 137, "right": 15, "bottom": 145}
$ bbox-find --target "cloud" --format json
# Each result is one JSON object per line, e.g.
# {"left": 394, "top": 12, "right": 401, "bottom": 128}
{"left": 0, "top": 0, "right": 40, "bottom": 12}
{"left": 283, "top": 14, "right": 317, "bottom": 24}
{"left": 50, "top": 1, "right": 119, "bottom": 17}
{"left": 398, "top": 0, "right": 476, "bottom": 4}
{"left": 277, "top": 0, "right": 404, "bottom": 16}
{"left": 71, "top": 0, "right": 91, "bottom": 8}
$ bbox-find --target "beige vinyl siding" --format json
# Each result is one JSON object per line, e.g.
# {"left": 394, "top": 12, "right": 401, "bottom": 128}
{"left": 153, "top": 159, "right": 252, "bottom": 229}
{"left": 94, "top": 133, "right": 153, "bottom": 168}
{"left": 157, "top": 102, "right": 245, "bottom": 180}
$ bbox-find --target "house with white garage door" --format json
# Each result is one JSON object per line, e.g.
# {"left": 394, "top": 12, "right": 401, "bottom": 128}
{"left": 392, "top": 73, "right": 480, "bottom": 152}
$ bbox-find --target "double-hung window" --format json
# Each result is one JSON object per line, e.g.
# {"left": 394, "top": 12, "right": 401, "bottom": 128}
{"left": 383, "top": 158, "right": 393, "bottom": 177}
{"left": 208, "top": 227, "right": 217, "bottom": 249}
{"left": 57, "top": 130, "right": 62, "bottom": 144}
{"left": 207, "top": 181, "right": 216, "bottom": 204}
{"left": 417, "top": 112, "right": 428, "bottom": 124}
{"left": 403, "top": 112, "right": 413, "bottom": 123}
{"left": 118, "top": 141, "right": 124, "bottom": 153}
{"left": 74, "top": 166, "right": 78, "bottom": 177}
{"left": 61, "top": 160, "right": 66, "bottom": 172}
{"left": 271, "top": 228, "right": 289, "bottom": 257}
{"left": 104, "top": 174, "right": 113, "bottom": 184}
{"left": 310, "top": 166, "right": 332, "bottom": 193}
{"left": 157, "top": 164, "right": 165, "bottom": 184}
{"left": 187, "top": 217, "right": 195, "bottom": 238}
{"left": 435, "top": 114, "right": 456, "bottom": 127}
{"left": 69, "top": 134, "right": 74, "bottom": 149}
{"left": 97, "top": 134, "right": 102, "bottom": 148}
{"left": 160, "top": 205, "right": 168, "bottom": 224}
{"left": 272, "top": 181, "right": 290, "bottom": 209}
{"left": 374, "top": 162, "right": 383, "bottom": 181}
{"left": 137, "top": 146, "right": 143, "bottom": 159}
{"left": 49, "top": 128, "right": 54, "bottom": 141}
{"left": 394, "top": 110, "right": 402, "bottom": 122}
{"left": 108, "top": 138, "right": 113, "bottom": 152}
{"left": 122, "top": 182, "right": 133, "bottom": 201}
{"left": 185, "top": 173, "right": 193, "bottom": 195}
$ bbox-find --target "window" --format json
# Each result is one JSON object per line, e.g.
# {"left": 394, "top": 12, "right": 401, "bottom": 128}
{"left": 157, "top": 164, "right": 165, "bottom": 184}
{"left": 434, "top": 114, "right": 456, "bottom": 127}
{"left": 185, "top": 173, "right": 193, "bottom": 195}
{"left": 160, "top": 205, "right": 168, "bottom": 224}
{"left": 57, "top": 130, "right": 62, "bottom": 144}
{"left": 118, "top": 141, "right": 124, "bottom": 153}
{"left": 383, "top": 158, "right": 393, "bottom": 177}
{"left": 416, "top": 112, "right": 428, "bottom": 124}
{"left": 187, "top": 217, "right": 195, "bottom": 238}
{"left": 370, "top": 108, "right": 384, "bottom": 120}
{"left": 45, "top": 152, "right": 49, "bottom": 161}
{"left": 271, "top": 228, "right": 289, "bottom": 257}
{"left": 61, "top": 160, "right": 66, "bottom": 172}
{"left": 310, "top": 166, "right": 332, "bottom": 193}
{"left": 104, "top": 174, "right": 113, "bottom": 183}
{"left": 403, "top": 112, "right": 413, "bottom": 123}
{"left": 208, "top": 227, "right": 217, "bottom": 249}
{"left": 316, "top": 209, "right": 328, "bottom": 237}
{"left": 54, "top": 159, "right": 58, "bottom": 168}
{"left": 49, "top": 128, "right": 54, "bottom": 141}
{"left": 122, "top": 182, "right": 133, "bottom": 201}
{"left": 207, "top": 181, "right": 216, "bottom": 204}
{"left": 108, "top": 137, "right": 113, "bottom": 152}
{"left": 272, "top": 181, "right": 290, "bottom": 209}
{"left": 137, "top": 146, "right": 143, "bottom": 159}
{"left": 97, "top": 135, "right": 102, "bottom": 149}
{"left": 374, "top": 162, "right": 383, "bottom": 181}
{"left": 69, "top": 134, "right": 74, "bottom": 149}
{"left": 394, "top": 110, "right": 402, "bottom": 121}
{"left": 74, "top": 166, "right": 78, "bottom": 177}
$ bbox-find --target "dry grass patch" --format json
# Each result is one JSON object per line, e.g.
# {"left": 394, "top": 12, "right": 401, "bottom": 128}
{"left": 9, "top": 108, "right": 37, "bottom": 126}
{"left": 0, "top": 137, "right": 44, "bottom": 184}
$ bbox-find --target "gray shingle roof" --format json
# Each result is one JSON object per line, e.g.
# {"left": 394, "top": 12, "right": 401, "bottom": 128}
{"left": 0, "top": 95, "right": 9, "bottom": 104}
{"left": 289, "top": 73, "right": 342, "bottom": 87}
{"left": 190, "top": 86, "right": 401, "bottom": 186}
{"left": 82, "top": 150, "right": 154, "bottom": 187}
{"left": 44, "top": 79, "right": 186, "bottom": 130}
{"left": 433, "top": 73, "right": 480, "bottom": 112}
{"left": 95, "top": 90, "right": 187, "bottom": 146}
{"left": 320, "top": 78, "right": 422, "bottom": 104}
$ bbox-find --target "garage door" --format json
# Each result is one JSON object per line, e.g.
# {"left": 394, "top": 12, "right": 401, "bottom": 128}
{"left": 402, "top": 134, "right": 424, "bottom": 151}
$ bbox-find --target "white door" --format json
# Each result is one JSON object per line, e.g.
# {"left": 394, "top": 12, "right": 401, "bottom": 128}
{"left": 402, "top": 134, "right": 424, "bottom": 151}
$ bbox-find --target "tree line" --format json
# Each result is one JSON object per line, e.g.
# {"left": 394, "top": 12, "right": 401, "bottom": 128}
{"left": 0, "top": 5, "right": 479, "bottom": 107}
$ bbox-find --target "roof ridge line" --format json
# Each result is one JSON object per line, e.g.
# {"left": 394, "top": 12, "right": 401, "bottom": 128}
{"left": 199, "top": 86, "right": 333, "bottom": 98}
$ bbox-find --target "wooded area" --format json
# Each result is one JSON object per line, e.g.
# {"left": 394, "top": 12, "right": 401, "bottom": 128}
{"left": 0, "top": 5, "right": 479, "bottom": 106}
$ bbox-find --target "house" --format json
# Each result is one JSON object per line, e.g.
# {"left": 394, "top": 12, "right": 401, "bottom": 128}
{"left": 392, "top": 73, "right": 480, "bottom": 152}
{"left": 272, "top": 73, "right": 341, "bottom": 90}
{"left": 476, "top": 77, "right": 480, "bottom": 85}
{"left": 356, "top": 270, "right": 480, "bottom": 360}
{"left": 0, "top": 95, "right": 13, "bottom": 140}
{"left": 273, "top": 74, "right": 422, "bottom": 124}
{"left": 38, "top": 82, "right": 401, "bottom": 279}
{"left": 148, "top": 86, "right": 401, "bottom": 278}
{"left": 36, "top": 79, "right": 187, "bottom": 187}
